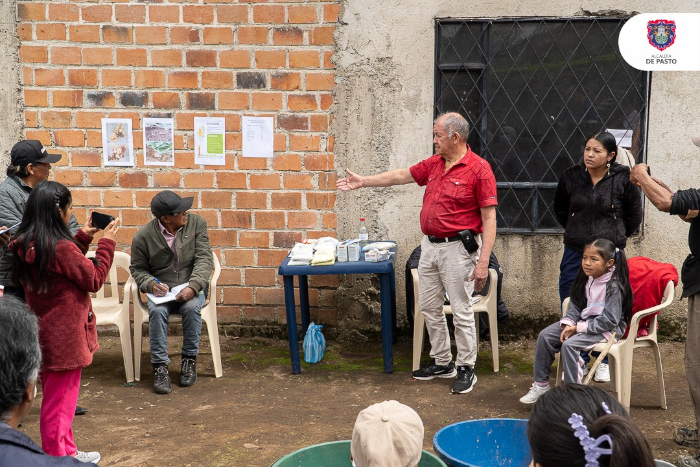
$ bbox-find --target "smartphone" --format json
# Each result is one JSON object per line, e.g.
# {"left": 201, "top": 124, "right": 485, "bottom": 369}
{"left": 0, "top": 222, "right": 20, "bottom": 236}
{"left": 91, "top": 212, "right": 115, "bottom": 230}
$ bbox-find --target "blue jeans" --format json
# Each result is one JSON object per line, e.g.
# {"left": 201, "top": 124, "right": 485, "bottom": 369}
{"left": 148, "top": 293, "right": 205, "bottom": 365}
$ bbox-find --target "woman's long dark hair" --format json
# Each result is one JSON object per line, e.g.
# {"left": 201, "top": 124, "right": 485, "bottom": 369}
{"left": 11, "top": 181, "right": 76, "bottom": 293}
{"left": 569, "top": 238, "right": 633, "bottom": 324}
{"left": 528, "top": 384, "right": 655, "bottom": 467}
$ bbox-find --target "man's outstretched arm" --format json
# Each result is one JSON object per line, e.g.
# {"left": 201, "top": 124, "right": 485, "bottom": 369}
{"left": 336, "top": 168, "right": 413, "bottom": 191}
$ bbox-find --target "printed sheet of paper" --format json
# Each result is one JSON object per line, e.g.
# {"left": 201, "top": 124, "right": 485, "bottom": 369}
{"left": 146, "top": 283, "right": 190, "bottom": 305}
{"left": 606, "top": 128, "right": 633, "bottom": 148}
{"left": 101, "top": 118, "right": 134, "bottom": 167}
{"left": 143, "top": 118, "right": 175, "bottom": 166}
{"left": 194, "top": 117, "right": 226, "bottom": 165}
{"left": 242, "top": 116, "right": 273, "bottom": 158}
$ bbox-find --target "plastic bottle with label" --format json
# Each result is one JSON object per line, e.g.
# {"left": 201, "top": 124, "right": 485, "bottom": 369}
{"left": 359, "top": 217, "right": 369, "bottom": 248}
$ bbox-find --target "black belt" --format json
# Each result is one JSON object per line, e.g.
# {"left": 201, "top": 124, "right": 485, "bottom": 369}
{"left": 427, "top": 234, "right": 461, "bottom": 243}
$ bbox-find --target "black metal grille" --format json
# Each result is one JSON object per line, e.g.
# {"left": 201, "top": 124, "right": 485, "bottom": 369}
{"left": 435, "top": 18, "right": 650, "bottom": 233}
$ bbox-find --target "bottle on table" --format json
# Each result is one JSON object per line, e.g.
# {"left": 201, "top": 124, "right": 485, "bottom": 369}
{"left": 359, "top": 217, "right": 369, "bottom": 248}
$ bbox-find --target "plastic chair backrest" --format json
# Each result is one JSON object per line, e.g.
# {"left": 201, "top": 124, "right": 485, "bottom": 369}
{"left": 87, "top": 250, "right": 131, "bottom": 303}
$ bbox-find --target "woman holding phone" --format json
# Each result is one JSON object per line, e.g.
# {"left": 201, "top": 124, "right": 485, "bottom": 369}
{"left": 9, "top": 181, "right": 119, "bottom": 463}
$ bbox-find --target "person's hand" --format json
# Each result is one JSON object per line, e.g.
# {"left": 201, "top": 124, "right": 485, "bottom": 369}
{"left": 80, "top": 216, "right": 99, "bottom": 237}
{"left": 0, "top": 227, "right": 10, "bottom": 247}
{"left": 560, "top": 325, "right": 577, "bottom": 343}
{"left": 152, "top": 282, "right": 169, "bottom": 297}
{"left": 336, "top": 168, "right": 364, "bottom": 191}
{"left": 629, "top": 163, "right": 648, "bottom": 186}
{"left": 101, "top": 218, "right": 120, "bottom": 241}
{"left": 470, "top": 263, "right": 488, "bottom": 293}
{"left": 175, "top": 286, "right": 196, "bottom": 302}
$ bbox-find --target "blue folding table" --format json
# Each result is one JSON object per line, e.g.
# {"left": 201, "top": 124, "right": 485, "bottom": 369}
{"left": 278, "top": 251, "right": 397, "bottom": 374}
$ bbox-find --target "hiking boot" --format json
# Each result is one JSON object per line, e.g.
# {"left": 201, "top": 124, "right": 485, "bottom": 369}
{"left": 451, "top": 365, "right": 477, "bottom": 394}
{"left": 75, "top": 405, "right": 88, "bottom": 416}
{"left": 675, "top": 427, "right": 700, "bottom": 448}
{"left": 153, "top": 365, "right": 171, "bottom": 394}
{"left": 412, "top": 361, "right": 457, "bottom": 380}
{"left": 519, "top": 383, "right": 550, "bottom": 404}
{"left": 180, "top": 357, "right": 197, "bottom": 387}
{"left": 679, "top": 452, "right": 700, "bottom": 466}
{"left": 74, "top": 451, "right": 101, "bottom": 464}
{"left": 594, "top": 363, "right": 610, "bottom": 383}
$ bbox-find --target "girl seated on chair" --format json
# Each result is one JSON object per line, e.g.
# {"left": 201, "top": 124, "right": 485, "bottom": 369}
{"left": 520, "top": 238, "right": 632, "bottom": 404}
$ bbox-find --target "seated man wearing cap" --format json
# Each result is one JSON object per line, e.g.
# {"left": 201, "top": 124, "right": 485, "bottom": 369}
{"left": 130, "top": 190, "right": 213, "bottom": 395}
{"left": 0, "top": 140, "right": 79, "bottom": 300}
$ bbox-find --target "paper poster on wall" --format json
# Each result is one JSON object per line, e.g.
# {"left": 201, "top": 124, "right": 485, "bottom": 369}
{"left": 606, "top": 128, "right": 633, "bottom": 149}
{"left": 194, "top": 117, "right": 226, "bottom": 165}
{"left": 242, "top": 116, "right": 273, "bottom": 158}
{"left": 143, "top": 118, "right": 175, "bottom": 166}
{"left": 101, "top": 118, "right": 134, "bottom": 167}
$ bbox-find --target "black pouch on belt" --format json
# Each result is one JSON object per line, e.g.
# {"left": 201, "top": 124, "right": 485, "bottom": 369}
{"left": 458, "top": 229, "right": 479, "bottom": 254}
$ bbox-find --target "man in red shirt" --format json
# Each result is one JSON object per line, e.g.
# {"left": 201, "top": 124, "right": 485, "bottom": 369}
{"left": 337, "top": 112, "right": 497, "bottom": 394}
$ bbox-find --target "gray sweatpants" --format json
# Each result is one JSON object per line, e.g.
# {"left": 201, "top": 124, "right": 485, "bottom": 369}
{"left": 685, "top": 294, "right": 700, "bottom": 430}
{"left": 534, "top": 322, "right": 606, "bottom": 384}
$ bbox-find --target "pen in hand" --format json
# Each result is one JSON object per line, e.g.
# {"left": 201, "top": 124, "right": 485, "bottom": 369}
{"left": 152, "top": 277, "right": 170, "bottom": 297}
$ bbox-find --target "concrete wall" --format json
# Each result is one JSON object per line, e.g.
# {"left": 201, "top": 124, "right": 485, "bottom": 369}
{"left": 0, "top": 0, "right": 21, "bottom": 165}
{"left": 333, "top": 0, "right": 700, "bottom": 337}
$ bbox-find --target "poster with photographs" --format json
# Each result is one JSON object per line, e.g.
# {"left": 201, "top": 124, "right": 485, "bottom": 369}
{"left": 101, "top": 118, "right": 134, "bottom": 167}
{"left": 194, "top": 117, "right": 226, "bottom": 166}
{"left": 143, "top": 118, "right": 175, "bottom": 166}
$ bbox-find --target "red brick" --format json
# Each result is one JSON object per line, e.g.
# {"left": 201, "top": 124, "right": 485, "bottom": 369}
{"left": 320, "top": 93, "right": 333, "bottom": 110}
{"left": 273, "top": 133, "right": 285, "bottom": 151}
{"left": 222, "top": 287, "right": 253, "bottom": 305}
{"left": 183, "top": 5, "right": 214, "bottom": 24}
{"left": 221, "top": 211, "right": 250, "bottom": 229}
{"left": 217, "top": 5, "right": 248, "bottom": 23}
{"left": 237, "top": 155, "right": 267, "bottom": 170}
{"left": 119, "top": 172, "right": 148, "bottom": 188}
{"left": 318, "top": 172, "right": 338, "bottom": 190}
{"left": 284, "top": 173, "right": 313, "bottom": 189}
{"left": 21, "top": 67, "right": 32, "bottom": 86}
{"left": 184, "top": 173, "right": 215, "bottom": 188}
{"left": 217, "top": 172, "right": 246, "bottom": 189}
{"left": 238, "top": 27, "right": 268, "bottom": 45}
{"left": 273, "top": 27, "right": 303, "bottom": 45}
{"left": 25, "top": 130, "right": 51, "bottom": 145}
{"left": 239, "top": 231, "right": 270, "bottom": 248}
{"left": 25, "top": 110, "right": 38, "bottom": 128}
{"left": 49, "top": 47, "right": 80, "bottom": 65}
{"left": 288, "top": 94, "right": 317, "bottom": 111}
{"left": 149, "top": 5, "right": 180, "bottom": 23}
{"left": 245, "top": 268, "right": 276, "bottom": 286}
{"left": 186, "top": 92, "right": 215, "bottom": 110}
{"left": 289, "top": 50, "right": 320, "bottom": 68}
{"left": 225, "top": 249, "right": 256, "bottom": 267}
{"left": 255, "top": 211, "right": 285, "bottom": 229}
{"left": 76, "top": 111, "right": 105, "bottom": 128}
{"left": 186, "top": 50, "right": 216, "bottom": 67}
{"left": 48, "top": 4, "right": 79, "bottom": 22}
{"left": 153, "top": 172, "right": 181, "bottom": 187}
{"left": 255, "top": 288, "right": 284, "bottom": 305}
{"left": 323, "top": 4, "right": 340, "bottom": 23}
{"left": 53, "top": 90, "right": 82, "bottom": 107}
{"left": 310, "top": 26, "right": 335, "bottom": 45}
{"left": 271, "top": 72, "right": 301, "bottom": 90}
{"left": 151, "top": 49, "right": 182, "bottom": 67}
{"left": 135, "top": 70, "right": 165, "bottom": 88}
{"left": 248, "top": 174, "right": 279, "bottom": 190}
{"left": 82, "top": 5, "right": 112, "bottom": 22}
{"left": 73, "top": 150, "right": 102, "bottom": 167}
{"left": 202, "top": 191, "right": 233, "bottom": 208}
{"left": 54, "top": 130, "right": 84, "bottom": 147}
{"left": 322, "top": 212, "right": 337, "bottom": 229}
{"left": 307, "top": 72, "right": 334, "bottom": 90}
{"left": 323, "top": 51, "right": 334, "bottom": 68}
{"left": 217, "top": 271, "right": 242, "bottom": 287}
{"left": 18, "top": 3, "right": 45, "bottom": 21}
{"left": 41, "top": 110, "right": 71, "bottom": 128}
{"left": 19, "top": 46, "right": 47, "bottom": 63}
{"left": 289, "top": 5, "right": 317, "bottom": 24}
{"left": 290, "top": 134, "right": 319, "bottom": 151}
{"left": 69, "top": 25, "right": 100, "bottom": 42}
{"left": 306, "top": 192, "right": 335, "bottom": 210}
{"left": 253, "top": 5, "right": 285, "bottom": 23}
{"left": 104, "top": 191, "right": 134, "bottom": 208}
{"left": 135, "top": 26, "right": 167, "bottom": 44}
{"left": 255, "top": 50, "right": 286, "bottom": 69}
{"left": 236, "top": 192, "right": 267, "bottom": 209}
{"left": 82, "top": 48, "right": 113, "bottom": 65}
{"left": 67, "top": 69, "right": 98, "bottom": 87}
{"left": 202, "top": 71, "right": 233, "bottom": 89}
{"left": 208, "top": 229, "right": 239, "bottom": 247}
{"left": 120, "top": 209, "right": 152, "bottom": 226}
{"left": 257, "top": 249, "right": 289, "bottom": 267}
{"left": 36, "top": 23, "right": 65, "bottom": 41}
{"left": 102, "top": 69, "right": 132, "bottom": 87}
{"left": 288, "top": 211, "right": 317, "bottom": 228}
{"left": 220, "top": 50, "right": 250, "bottom": 68}
{"left": 170, "top": 27, "right": 200, "bottom": 44}
{"left": 116, "top": 48, "right": 147, "bottom": 66}
{"left": 24, "top": 89, "right": 48, "bottom": 107}
{"left": 86, "top": 130, "right": 102, "bottom": 147}
{"left": 277, "top": 114, "right": 308, "bottom": 131}
{"left": 17, "top": 24, "right": 32, "bottom": 41}
{"left": 272, "top": 153, "right": 302, "bottom": 171}
{"left": 115, "top": 5, "right": 146, "bottom": 23}
{"left": 218, "top": 92, "right": 249, "bottom": 110}
{"left": 252, "top": 92, "right": 283, "bottom": 111}
{"left": 203, "top": 27, "right": 234, "bottom": 45}
{"left": 305, "top": 153, "right": 333, "bottom": 171}
{"left": 152, "top": 92, "right": 181, "bottom": 109}
{"left": 167, "top": 71, "right": 197, "bottom": 89}
{"left": 310, "top": 114, "right": 329, "bottom": 132}
{"left": 54, "top": 169, "right": 84, "bottom": 186}
{"left": 102, "top": 26, "right": 132, "bottom": 43}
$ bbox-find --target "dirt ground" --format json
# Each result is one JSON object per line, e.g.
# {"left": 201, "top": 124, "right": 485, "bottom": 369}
{"left": 19, "top": 333, "right": 698, "bottom": 466}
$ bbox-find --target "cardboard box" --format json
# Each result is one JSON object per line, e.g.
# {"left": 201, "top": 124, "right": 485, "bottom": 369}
{"left": 337, "top": 239, "right": 361, "bottom": 262}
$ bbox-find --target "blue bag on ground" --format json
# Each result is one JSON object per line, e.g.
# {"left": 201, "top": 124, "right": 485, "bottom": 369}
{"left": 303, "top": 322, "right": 326, "bottom": 363}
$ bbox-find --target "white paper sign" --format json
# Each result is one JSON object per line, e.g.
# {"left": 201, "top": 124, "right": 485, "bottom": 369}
{"left": 101, "top": 118, "right": 134, "bottom": 167}
{"left": 606, "top": 128, "right": 633, "bottom": 149}
{"left": 194, "top": 117, "right": 226, "bottom": 165}
{"left": 143, "top": 118, "right": 175, "bottom": 166}
{"left": 242, "top": 116, "right": 273, "bottom": 158}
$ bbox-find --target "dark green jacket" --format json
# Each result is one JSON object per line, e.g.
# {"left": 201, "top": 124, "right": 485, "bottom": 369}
{"left": 130, "top": 214, "right": 213, "bottom": 294}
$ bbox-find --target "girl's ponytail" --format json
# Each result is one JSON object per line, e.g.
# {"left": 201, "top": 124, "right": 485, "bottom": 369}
{"left": 609, "top": 247, "right": 633, "bottom": 324}
{"left": 590, "top": 414, "right": 655, "bottom": 467}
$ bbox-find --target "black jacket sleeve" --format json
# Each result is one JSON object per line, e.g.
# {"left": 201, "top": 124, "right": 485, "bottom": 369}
{"left": 671, "top": 188, "right": 700, "bottom": 216}
{"left": 621, "top": 175, "right": 643, "bottom": 237}
{"left": 554, "top": 176, "right": 570, "bottom": 228}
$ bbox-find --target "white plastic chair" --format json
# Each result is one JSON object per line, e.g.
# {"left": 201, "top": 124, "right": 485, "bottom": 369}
{"left": 412, "top": 268, "right": 499, "bottom": 372}
{"left": 132, "top": 252, "right": 222, "bottom": 381}
{"left": 87, "top": 250, "right": 135, "bottom": 383}
{"left": 556, "top": 281, "right": 674, "bottom": 411}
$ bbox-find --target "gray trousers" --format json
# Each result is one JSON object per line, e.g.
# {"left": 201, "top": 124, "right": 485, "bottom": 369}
{"left": 534, "top": 322, "right": 605, "bottom": 384}
{"left": 686, "top": 294, "right": 700, "bottom": 429}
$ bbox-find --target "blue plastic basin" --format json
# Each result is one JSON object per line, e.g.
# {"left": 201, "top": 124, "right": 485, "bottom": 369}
{"left": 433, "top": 418, "right": 532, "bottom": 467}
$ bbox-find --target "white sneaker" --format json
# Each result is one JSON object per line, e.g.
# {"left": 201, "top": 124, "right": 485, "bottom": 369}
{"left": 519, "top": 383, "right": 550, "bottom": 404}
{"left": 582, "top": 365, "right": 590, "bottom": 377}
{"left": 594, "top": 363, "right": 610, "bottom": 383}
{"left": 74, "top": 451, "right": 101, "bottom": 464}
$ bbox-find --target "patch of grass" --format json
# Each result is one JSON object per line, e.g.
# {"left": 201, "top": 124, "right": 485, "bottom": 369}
{"left": 207, "top": 447, "right": 259, "bottom": 466}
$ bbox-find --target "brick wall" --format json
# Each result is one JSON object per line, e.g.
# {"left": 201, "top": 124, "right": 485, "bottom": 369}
{"left": 17, "top": 0, "right": 340, "bottom": 329}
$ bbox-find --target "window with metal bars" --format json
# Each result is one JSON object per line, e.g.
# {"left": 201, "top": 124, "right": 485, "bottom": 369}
{"left": 435, "top": 18, "right": 650, "bottom": 233}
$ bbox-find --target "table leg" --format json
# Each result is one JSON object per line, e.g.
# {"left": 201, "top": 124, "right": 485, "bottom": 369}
{"left": 390, "top": 268, "right": 397, "bottom": 343}
{"left": 379, "top": 272, "right": 394, "bottom": 373}
{"left": 299, "top": 275, "right": 311, "bottom": 338}
{"left": 282, "top": 275, "right": 301, "bottom": 374}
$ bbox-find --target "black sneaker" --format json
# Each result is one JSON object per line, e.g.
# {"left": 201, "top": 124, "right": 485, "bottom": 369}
{"left": 675, "top": 427, "right": 700, "bottom": 448}
{"left": 451, "top": 365, "right": 477, "bottom": 394}
{"left": 412, "top": 361, "right": 457, "bottom": 380}
{"left": 180, "top": 357, "right": 197, "bottom": 387}
{"left": 75, "top": 405, "right": 88, "bottom": 416}
{"left": 153, "top": 365, "right": 171, "bottom": 394}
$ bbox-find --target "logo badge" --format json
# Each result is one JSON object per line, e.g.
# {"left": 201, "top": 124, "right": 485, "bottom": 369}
{"left": 647, "top": 19, "right": 676, "bottom": 51}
